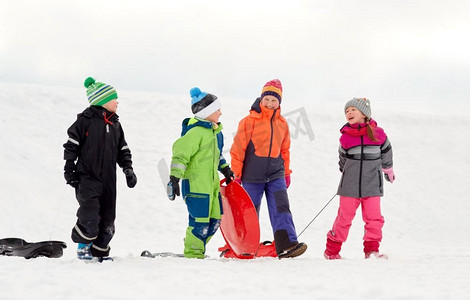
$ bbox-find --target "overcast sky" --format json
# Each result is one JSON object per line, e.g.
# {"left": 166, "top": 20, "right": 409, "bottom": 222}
{"left": 1, "top": 0, "right": 469, "bottom": 104}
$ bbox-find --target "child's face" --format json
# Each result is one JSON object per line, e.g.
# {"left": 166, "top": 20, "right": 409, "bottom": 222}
{"left": 205, "top": 109, "right": 222, "bottom": 123}
{"left": 345, "top": 106, "right": 366, "bottom": 125}
{"left": 261, "top": 95, "right": 280, "bottom": 110}
{"left": 102, "top": 99, "right": 119, "bottom": 113}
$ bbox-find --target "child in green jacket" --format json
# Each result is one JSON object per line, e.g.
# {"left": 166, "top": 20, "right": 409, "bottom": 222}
{"left": 167, "top": 87, "right": 233, "bottom": 258}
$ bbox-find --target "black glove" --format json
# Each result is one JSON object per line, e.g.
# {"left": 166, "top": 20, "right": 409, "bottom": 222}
{"left": 167, "top": 176, "right": 180, "bottom": 201}
{"left": 221, "top": 166, "right": 234, "bottom": 184}
{"left": 124, "top": 168, "right": 137, "bottom": 188}
{"left": 64, "top": 160, "right": 78, "bottom": 188}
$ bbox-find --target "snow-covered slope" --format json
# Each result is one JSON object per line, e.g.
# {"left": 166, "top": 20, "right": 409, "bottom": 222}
{"left": 1, "top": 82, "right": 469, "bottom": 299}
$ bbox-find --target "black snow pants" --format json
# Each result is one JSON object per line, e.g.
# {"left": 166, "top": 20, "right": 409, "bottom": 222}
{"left": 71, "top": 171, "right": 116, "bottom": 257}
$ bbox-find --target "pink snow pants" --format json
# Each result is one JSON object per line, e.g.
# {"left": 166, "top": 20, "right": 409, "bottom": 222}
{"left": 327, "top": 196, "right": 384, "bottom": 243}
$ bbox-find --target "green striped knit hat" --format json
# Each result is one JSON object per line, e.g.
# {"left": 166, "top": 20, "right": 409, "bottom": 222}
{"left": 84, "top": 77, "right": 118, "bottom": 106}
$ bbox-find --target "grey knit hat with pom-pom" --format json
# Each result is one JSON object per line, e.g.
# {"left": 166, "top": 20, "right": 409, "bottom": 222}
{"left": 344, "top": 97, "right": 371, "bottom": 119}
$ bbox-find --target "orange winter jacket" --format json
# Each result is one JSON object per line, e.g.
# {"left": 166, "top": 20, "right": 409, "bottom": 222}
{"left": 230, "top": 98, "right": 292, "bottom": 183}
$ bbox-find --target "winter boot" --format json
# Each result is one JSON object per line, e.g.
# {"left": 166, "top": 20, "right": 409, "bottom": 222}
{"left": 278, "top": 242, "right": 307, "bottom": 259}
{"left": 324, "top": 252, "right": 342, "bottom": 260}
{"left": 324, "top": 238, "right": 342, "bottom": 260}
{"left": 364, "top": 251, "right": 389, "bottom": 259}
{"left": 363, "top": 240, "right": 388, "bottom": 259}
{"left": 77, "top": 243, "right": 92, "bottom": 260}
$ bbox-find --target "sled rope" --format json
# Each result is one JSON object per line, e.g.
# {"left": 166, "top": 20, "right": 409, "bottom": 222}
{"left": 49, "top": 187, "right": 66, "bottom": 241}
{"left": 297, "top": 193, "right": 337, "bottom": 238}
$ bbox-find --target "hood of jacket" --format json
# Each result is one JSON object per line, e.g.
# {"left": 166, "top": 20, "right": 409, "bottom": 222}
{"left": 181, "top": 117, "right": 222, "bottom": 136}
{"left": 81, "top": 105, "right": 119, "bottom": 123}
{"left": 248, "top": 97, "right": 283, "bottom": 120}
{"left": 340, "top": 119, "right": 378, "bottom": 135}
{"left": 339, "top": 119, "right": 387, "bottom": 149}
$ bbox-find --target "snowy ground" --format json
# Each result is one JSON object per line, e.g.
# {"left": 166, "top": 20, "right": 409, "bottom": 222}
{"left": 1, "top": 82, "right": 469, "bottom": 299}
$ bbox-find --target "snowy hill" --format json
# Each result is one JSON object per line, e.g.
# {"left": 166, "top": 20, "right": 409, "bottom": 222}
{"left": 1, "top": 81, "right": 469, "bottom": 299}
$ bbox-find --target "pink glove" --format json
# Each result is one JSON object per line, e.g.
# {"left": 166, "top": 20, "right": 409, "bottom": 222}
{"left": 382, "top": 167, "right": 395, "bottom": 183}
{"left": 285, "top": 175, "right": 291, "bottom": 188}
{"left": 234, "top": 178, "right": 242, "bottom": 185}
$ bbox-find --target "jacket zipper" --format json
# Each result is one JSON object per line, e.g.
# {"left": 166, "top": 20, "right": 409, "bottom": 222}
{"left": 378, "top": 170, "right": 382, "bottom": 190}
{"left": 265, "top": 109, "right": 277, "bottom": 182}
{"left": 212, "top": 129, "right": 217, "bottom": 184}
{"left": 359, "top": 135, "right": 364, "bottom": 198}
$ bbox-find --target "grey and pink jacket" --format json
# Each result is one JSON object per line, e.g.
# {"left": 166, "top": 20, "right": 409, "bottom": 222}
{"left": 337, "top": 119, "right": 393, "bottom": 198}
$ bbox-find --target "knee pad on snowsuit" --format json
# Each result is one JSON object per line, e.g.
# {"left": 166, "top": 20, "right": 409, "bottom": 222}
{"left": 188, "top": 217, "right": 220, "bottom": 243}
{"left": 184, "top": 218, "right": 221, "bottom": 258}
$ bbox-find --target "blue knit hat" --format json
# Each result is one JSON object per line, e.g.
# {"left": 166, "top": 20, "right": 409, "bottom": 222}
{"left": 190, "top": 87, "right": 220, "bottom": 119}
{"left": 84, "top": 77, "right": 118, "bottom": 106}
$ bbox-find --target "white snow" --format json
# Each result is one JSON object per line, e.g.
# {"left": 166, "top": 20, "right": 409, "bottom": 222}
{"left": 1, "top": 81, "right": 469, "bottom": 299}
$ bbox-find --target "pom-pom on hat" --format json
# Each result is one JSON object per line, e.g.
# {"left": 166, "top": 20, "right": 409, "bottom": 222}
{"left": 84, "top": 77, "right": 118, "bottom": 106}
{"left": 344, "top": 97, "right": 372, "bottom": 119}
{"left": 260, "top": 79, "right": 283, "bottom": 103}
{"left": 190, "top": 87, "right": 221, "bottom": 119}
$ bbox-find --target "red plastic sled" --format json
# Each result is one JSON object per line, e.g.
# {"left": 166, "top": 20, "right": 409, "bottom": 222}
{"left": 219, "top": 179, "right": 260, "bottom": 259}
{"left": 218, "top": 241, "right": 277, "bottom": 259}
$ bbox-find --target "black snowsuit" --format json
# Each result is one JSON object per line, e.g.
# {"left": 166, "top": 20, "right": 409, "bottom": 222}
{"left": 63, "top": 105, "right": 133, "bottom": 257}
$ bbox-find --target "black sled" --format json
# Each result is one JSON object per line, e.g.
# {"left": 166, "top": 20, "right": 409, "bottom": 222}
{"left": 0, "top": 238, "right": 67, "bottom": 259}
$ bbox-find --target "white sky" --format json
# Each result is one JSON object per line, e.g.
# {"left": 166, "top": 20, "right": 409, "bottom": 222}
{"left": 1, "top": 0, "right": 470, "bottom": 104}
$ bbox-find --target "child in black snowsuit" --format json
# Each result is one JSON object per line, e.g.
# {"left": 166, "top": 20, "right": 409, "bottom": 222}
{"left": 63, "top": 77, "right": 137, "bottom": 259}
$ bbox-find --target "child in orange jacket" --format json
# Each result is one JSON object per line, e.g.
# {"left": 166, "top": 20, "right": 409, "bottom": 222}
{"left": 230, "top": 79, "right": 307, "bottom": 258}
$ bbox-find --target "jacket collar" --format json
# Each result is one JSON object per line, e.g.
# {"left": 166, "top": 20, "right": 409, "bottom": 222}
{"left": 82, "top": 105, "right": 119, "bottom": 121}
{"left": 181, "top": 117, "right": 223, "bottom": 136}
{"left": 249, "top": 97, "right": 281, "bottom": 119}
{"left": 340, "top": 119, "right": 377, "bottom": 134}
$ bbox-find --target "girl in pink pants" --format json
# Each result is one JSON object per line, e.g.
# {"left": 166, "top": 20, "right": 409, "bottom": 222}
{"left": 324, "top": 98, "right": 394, "bottom": 260}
